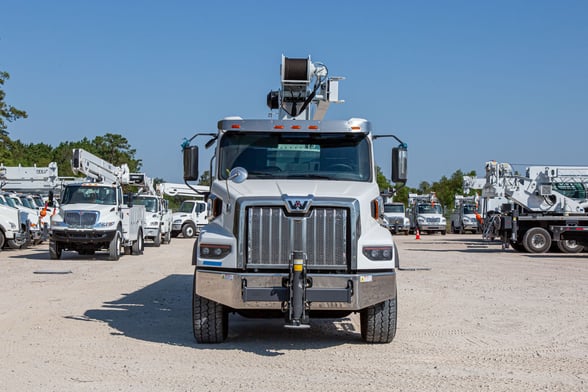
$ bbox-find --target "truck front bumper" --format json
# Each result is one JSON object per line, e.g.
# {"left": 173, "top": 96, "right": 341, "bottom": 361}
{"left": 50, "top": 229, "right": 116, "bottom": 244}
{"left": 143, "top": 227, "right": 160, "bottom": 238}
{"left": 195, "top": 269, "right": 396, "bottom": 311}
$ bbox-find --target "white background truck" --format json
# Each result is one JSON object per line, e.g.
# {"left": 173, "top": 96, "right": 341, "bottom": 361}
{"left": 408, "top": 193, "right": 446, "bottom": 235}
{"left": 0, "top": 202, "right": 27, "bottom": 249}
{"left": 383, "top": 202, "right": 410, "bottom": 235}
{"left": 450, "top": 195, "right": 480, "bottom": 234}
{"left": 159, "top": 182, "right": 208, "bottom": 238}
{"left": 49, "top": 149, "right": 146, "bottom": 260}
{"left": 182, "top": 55, "right": 408, "bottom": 344}
{"left": 130, "top": 173, "right": 173, "bottom": 246}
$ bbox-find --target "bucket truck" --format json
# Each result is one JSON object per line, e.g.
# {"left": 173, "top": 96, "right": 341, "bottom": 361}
{"left": 0, "top": 162, "right": 60, "bottom": 245}
{"left": 49, "top": 149, "right": 146, "bottom": 260}
{"left": 129, "top": 173, "right": 173, "bottom": 246}
{"left": 482, "top": 162, "right": 588, "bottom": 253}
{"left": 158, "top": 182, "right": 208, "bottom": 238}
{"left": 181, "top": 55, "right": 408, "bottom": 343}
{"left": 450, "top": 195, "right": 480, "bottom": 234}
{"left": 408, "top": 193, "right": 446, "bottom": 235}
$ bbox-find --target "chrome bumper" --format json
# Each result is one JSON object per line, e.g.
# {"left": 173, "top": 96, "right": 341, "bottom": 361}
{"left": 195, "top": 269, "right": 396, "bottom": 311}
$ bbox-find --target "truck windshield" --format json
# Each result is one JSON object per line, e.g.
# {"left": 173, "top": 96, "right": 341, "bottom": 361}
{"left": 218, "top": 131, "right": 371, "bottom": 181}
{"left": 179, "top": 201, "right": 195, "bottom": 213}
{"left": 134, "top": 197, "right": 158, "bottom": 213}
{"left": 463, "top": 204, "right": 476, "bottom": 214}
{"left": 61, "top": 185, "right": 117, "bottom": 205}
{"left": 417, "top": 204, "right": 443, "bottom": 214}
{"left": 384, "top": 204, "right": 405, "bottom": 213}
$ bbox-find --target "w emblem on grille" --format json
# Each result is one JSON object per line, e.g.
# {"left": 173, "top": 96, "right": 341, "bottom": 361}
{"left": 283, "top": 195, "right": 313, "bottom": 213}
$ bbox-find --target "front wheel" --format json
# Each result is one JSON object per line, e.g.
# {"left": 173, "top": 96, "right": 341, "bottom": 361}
{"left": 522, "top": 227, "right": 551, "bottom": 253}
{"left": 49, "top": 241, "right": 62, "bottom": 260}
{"left": 153, "top": 229, "right": 161, "bottom": 247}
{"left": 193, "top": 275, "right": 228, "bottom": 343}
{"left": 109, "top": 231, "right": 122, "bottom": 261}
{"left": 163, "top": 230, "right": 171, "bottom": 244}
{"left": 132, "top": 229, "right": 144, "bottom": 255}
{"left": 360, "top": 296, "right": 397, "bottom": 344}
{"left": 0, "top": 230, "right": 5, "bottom": 249}
{"left": 182, "top": 223, "right": 196, "bottom": 239}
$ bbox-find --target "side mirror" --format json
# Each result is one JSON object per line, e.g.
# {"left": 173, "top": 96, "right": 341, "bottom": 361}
{"left": 392, "top": 147, "right": 407, "bottom": 184}
{"left": 183, "top": 146, "right": 199, "bottom": 181}
{"left": 48, "top": 190, "right": 54, "bottom": 207}
{"left": 126, "top": 193, "right": 134, "bottom": 207}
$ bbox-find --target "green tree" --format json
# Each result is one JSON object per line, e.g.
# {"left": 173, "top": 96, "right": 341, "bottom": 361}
{"left": 198, "top": 170, "right": 211, "bottom": 186}
{"left": 0, "top": 71, "right": 28, "bottom": 136}
{"left": 376, "top": 166, "right": 391, "bottom": 191}
{"left": 93, "top": 133, "right": 142, "bottom": 172}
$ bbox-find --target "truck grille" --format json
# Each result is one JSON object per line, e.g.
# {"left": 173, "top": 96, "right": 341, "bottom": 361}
{"left": 246, "top": 206, "right": 348, "bottom": 269}
{"left": 64, "top": 211, "right": 99, "bottom": 227}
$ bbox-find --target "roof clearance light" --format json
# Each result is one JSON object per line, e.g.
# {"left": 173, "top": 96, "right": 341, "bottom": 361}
{"left": 351, "top": 126, "right": 361, "bottom": 130}
{"left": 291, "top": 125, "right": 301, "bottom": 129}
{"left": 231, "top": 124, "right": 241, "bottom": 129}
{"left": 308, "top": 125, "right": 318, "bottom": 130}
{"left": 274, "top": 125, "right": 285, "bottom": 129}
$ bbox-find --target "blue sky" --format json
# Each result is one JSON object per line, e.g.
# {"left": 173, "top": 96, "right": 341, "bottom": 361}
{"left": 1, "top": 1, "right": 587, "bottom": 187}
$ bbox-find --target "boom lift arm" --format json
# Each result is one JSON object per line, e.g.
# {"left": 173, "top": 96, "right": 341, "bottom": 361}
{"left": 0, "top": 162, "right": 59, "bottom": 195}
{"left": 71, "top": 148, "right": 130, "bottom": 184}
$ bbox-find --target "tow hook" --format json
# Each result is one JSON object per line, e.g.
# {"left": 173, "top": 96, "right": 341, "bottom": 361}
{"left": 284, "top": 251, "right": 310, "bottom": 329}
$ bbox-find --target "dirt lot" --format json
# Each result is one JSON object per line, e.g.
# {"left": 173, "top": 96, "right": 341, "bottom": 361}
{"left": 0, "top": 234, "right": 586, "bottom": 391}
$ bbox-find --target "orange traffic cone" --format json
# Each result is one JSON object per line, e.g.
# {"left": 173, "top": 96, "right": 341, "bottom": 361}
{"left": 415, "top": 228, "right": 421, "bottom": 240}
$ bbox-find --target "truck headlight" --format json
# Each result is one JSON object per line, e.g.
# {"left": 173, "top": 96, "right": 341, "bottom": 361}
{"left": 200, "top": 244, "right": 231, "bottom": 259}
{"left": 362, "top": 246, "right": 393, "bottom": 261}
{"left": 417, "top": 217, "right": 425, "bottom": 223}
{"left": 173, "top": 219, "right": 182, "bottom": 224}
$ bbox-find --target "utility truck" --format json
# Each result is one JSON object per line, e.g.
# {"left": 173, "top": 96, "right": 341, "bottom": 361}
{"left": 450, "top": 195, "right": 480, "bottom": 234}
{"left": 182, "top": 55, "right": 408, "bottom": 344}
{"left": 408, "top": 193, "right": 446, "bottom": 235}
{"left": 0, "top": 199, "right": 28, "bottom": 250}
{"left": 482, "top": 162, "right": 588, "bottom": 253}
{"left": 130, "top": 173, "right": 173, "bottom": 246}
{"left": 0, "top": 162, "right": 60, "bottom": 246}
{"left": 49, "top": 149, "right": 146, "bottom": 260}
{"left": 382, "top": 202, "right": 410, "bottom": 235}
{"left": 158, "top": 182, "right": 208, "bottom": 238}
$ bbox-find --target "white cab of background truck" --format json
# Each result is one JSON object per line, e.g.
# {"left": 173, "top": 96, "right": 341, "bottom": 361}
{"left": 49, "top": 149, "right": 146, "bottom": 260}
{"left": 182, "top": 55, "right": 408, "bottom": 344}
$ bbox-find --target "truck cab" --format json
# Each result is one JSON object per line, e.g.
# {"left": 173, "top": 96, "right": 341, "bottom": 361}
{"left": 383, "top": 202, "right": 409, "bottom": 235}
{"left": 171, "top": 199, "right": 207, "bottom": 238}
{"left": 409, "top": 193, "right": 446, "bottom": 235}
{"left": 450, "top": 196, "right": 480, "bottom": 234}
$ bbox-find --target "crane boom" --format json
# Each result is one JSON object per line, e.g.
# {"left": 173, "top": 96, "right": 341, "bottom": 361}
{"left": 71, "top": 148, "right": 130, "bottom": 184}
{"left": 158, "top": 182, "right": 207, "bottom": 198}
{"left": 0, "top": 162, "right": 59, "bottom": 195}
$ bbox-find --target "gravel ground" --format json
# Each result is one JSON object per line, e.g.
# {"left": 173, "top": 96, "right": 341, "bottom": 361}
{"left": 0, "top": 234, "right": 586, "bottom": 391}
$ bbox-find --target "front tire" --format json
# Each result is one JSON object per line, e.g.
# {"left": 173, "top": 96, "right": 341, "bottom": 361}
{"left": 193, "top": 273, "right": 228, "bottom": 343}
{"left": 182, "top": 223, "right": 196, "bottom": 238}
{"left": 153, "top": 229, "right": 161, "bottom": 247}
{"left": 49, "top": 241, "right": 62, "bottom": 260}
{"left": 0, "top": 231, "right": 5, "bottom": 249}
{"left": 522, "top": 227, "right": 551, "bottom": 253}
{"left": 360, "top": 296, "right": 397, "bottom": 344}
{"left": 109, "top": 231, "right": 122, "bottom": 261}
{"left": 163, "top": 230, "right": 171, "bottom": 244}
{"left": 132, "top": 229, "right": 144, "bottom": 255}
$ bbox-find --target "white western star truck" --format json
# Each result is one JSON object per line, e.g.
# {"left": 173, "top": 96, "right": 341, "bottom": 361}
{"left": 182, "top": 55, "right": 408, "bottom": 343}
{"left": 49, "top": 148, "right": 146, "bottom": 260}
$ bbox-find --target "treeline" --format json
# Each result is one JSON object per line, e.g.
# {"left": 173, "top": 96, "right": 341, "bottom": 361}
{"left": 0, "top": 132, "right": 142, "bottom": 177}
